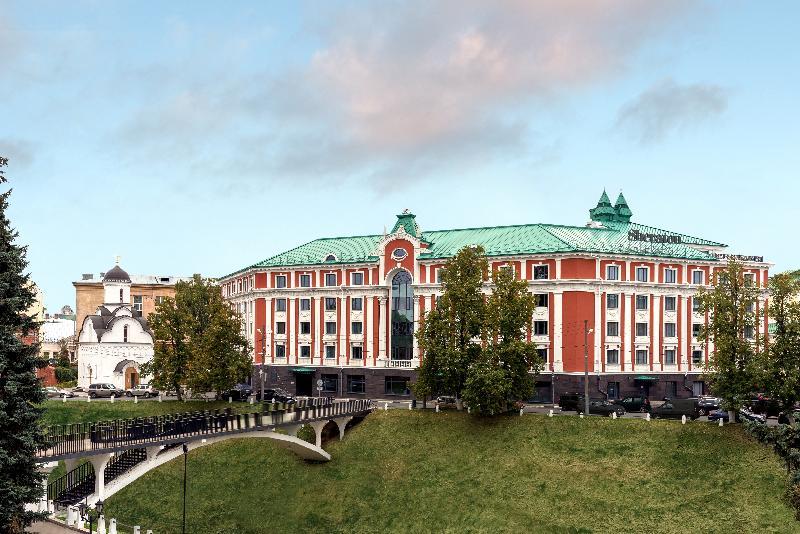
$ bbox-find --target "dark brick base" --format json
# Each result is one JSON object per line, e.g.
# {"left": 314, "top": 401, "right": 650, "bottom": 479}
{"left": 251, "top": 366, "right": 706, "bottom": 403}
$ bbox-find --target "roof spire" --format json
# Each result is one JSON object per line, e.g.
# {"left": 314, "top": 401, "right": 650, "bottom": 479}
{"left": 589, "top": 189, "right": 616, "bottom": 223}
{"left": 613, "top": 191, "right": 632, "bottom": 223}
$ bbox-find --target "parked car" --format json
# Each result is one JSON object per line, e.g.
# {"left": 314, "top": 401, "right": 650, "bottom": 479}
{"left": 43, "top": 386, "right": 74, "bottom": 398}
{"left": 87, "top": 383, "right": 124, "bottom": 398}
{"left": 651, "top": 399, "right": 700, "bottom": 420}
{"left": 257, "top": 388, "right": 295, "bottom": 404}
{"left": 708, "top": 409, "right": 729, "bottom": 422}
{"left": 778, "top": 410, "right": 800, "bottom": 425}
{"left": 578, "top": 400, "right": 626, "bottom": 417}
{"left": 125, "top": 384, "right": 159, "bottom": 398}
{"left": 221, "top": 383, "right": 254, "bottom": 401}
{"left": 746, "top": 395, "right": 781, "bottom": 417}
{"left": 558, "top": 393, "right": 585, "bottom": 411}
{"left": 707, "top": 408, "right": 766, "bottom": 424}
{"left": 696, "top": 396, "right": 721, "bottom": 416}
{"left": 614, "top": 396, "right": 651, "bottom": 413}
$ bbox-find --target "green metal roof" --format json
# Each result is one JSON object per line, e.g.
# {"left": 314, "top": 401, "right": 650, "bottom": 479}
{"left": 222, "top": 218, "right": 728, "bottom": 278}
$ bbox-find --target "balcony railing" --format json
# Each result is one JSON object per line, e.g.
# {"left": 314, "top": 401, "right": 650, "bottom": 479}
{"left": 385, "top": 359, "right": 418, "bottom": 368}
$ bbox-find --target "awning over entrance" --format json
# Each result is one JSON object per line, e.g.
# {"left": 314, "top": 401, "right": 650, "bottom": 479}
{"left": 634, "top": 375, "right": 659, "bottom": 381}
{"left": 113, "top": 359, "right": 137, "bottom": 373}
{"left": 292, "top": 367, "right": 316, "bottom": 374}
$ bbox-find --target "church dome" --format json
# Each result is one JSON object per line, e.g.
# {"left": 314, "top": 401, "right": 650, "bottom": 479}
{"left": 103, "top": 265, "right": 131, "bottom": 283}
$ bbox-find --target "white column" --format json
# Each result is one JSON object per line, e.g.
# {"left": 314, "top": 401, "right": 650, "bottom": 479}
{"left": 555, "top": 259, "right": 562, "bottom": 280}
{"left": 679, "top": 295, "right": 688, "bottom": 367}
{"left": 594, "top": 290, "right": 601, "bottom": 371}
{"left": 412, "top": 295, "right": 421, "bottom": 359}
{"left": 338, "top": 296, "right": 346, "bottom": 362}
{"left": 265, "top": 297, "right": 272, "bottom": 360}
{"left": 553, "top": 292, "right": 563, "bottom": 372}
{"left": 318, "top": 296, "right": 325, "bottom": 363}
{"left": 595, "top": 259, "right": 601, "bottom": 280}
{"left": 652, "top": 295, "right": 661, "bottom": 371}
{"left": 288, "top": 298, "right": 295, "bottom": 360}
{"left": 378, "top": 296, "right": 387, "bottom": 359}
{"left": 365, "top": 296, "right": 373, "bottom": 361}
{"left": 623, "top": 294, "right": 633, "bottom": 370}
{"left": 88, "top": 454, "right": 112, "bottom": 501}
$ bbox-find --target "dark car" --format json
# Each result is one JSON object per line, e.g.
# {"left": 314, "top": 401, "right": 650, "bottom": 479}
{"left": 257, "top": 388, "right": 295, "bottom": 404}
{"left": 746, "top": 395, "right": 781, "bottom": 417}
{"left": 696, "top": 396, "right": 721, "bottom": 416}
{"left": 651, "top": 399, "right": 700, "bottom": 420}
{"left": 222, "top": 383, "right": 253, "bottom": 401}
{"left": 614, "top": 396, "right": 651, "bottom": 413}
{"left": 710, "top": 408, "right": 766, "bottom": 424}
{"left": 578, "top": 400, "right": 625, "bottom": 417}
{"left": 558, "top": 393, "right": 585, "bottom": 411}
{"left": 708, "top": 408, "right": 729, "bottom": 422}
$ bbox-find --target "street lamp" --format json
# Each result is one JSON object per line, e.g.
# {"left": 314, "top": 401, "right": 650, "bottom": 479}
{"left": 77, "top": 499, "right": 103, "bottom": 533}
{"left": 583, "top": 320, "right": 594, "bottom": 416}
{"left": 182, "top": 443, "right": 189, "bottom": 534}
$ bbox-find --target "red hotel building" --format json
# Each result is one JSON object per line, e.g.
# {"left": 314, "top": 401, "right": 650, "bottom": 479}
{"left": 219, "top": 192, "right": 769, "bottom": 402}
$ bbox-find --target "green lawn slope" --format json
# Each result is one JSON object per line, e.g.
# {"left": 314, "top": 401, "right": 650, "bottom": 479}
{"left": 100, "top": 411, "right": 795, "bottom": 533}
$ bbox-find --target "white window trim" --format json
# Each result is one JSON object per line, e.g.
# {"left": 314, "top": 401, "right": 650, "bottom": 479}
{"left": 276, "top": 274, "right": 287, "bottom": 288}
{"left": 299, "top": 274, "right": 311, "bottom": 288}
{"left": 532, "top": 264, "right": 549, "bottom": 280}
{"left": 664, "top": 268, "right": 677, "bottom": 284}
{"left": 606, "top": 264, "right": 620, "bottom": 281}
{"left": 351, "top": 271, "right": 364, "bottom": 286}
{"left": 325, "top": 272, "right": 338, "bottom": 287}
{"left": 635, "top": 266, "right": 649, "bottom": 283}
{"left": 691, "top": 269, "right": 705, "bottom": 285}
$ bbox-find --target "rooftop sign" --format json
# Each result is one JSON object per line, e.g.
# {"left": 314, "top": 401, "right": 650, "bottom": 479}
{"left": 712, "top": 253, "right": 764, "bottom": 263}
{"left": 627, "top": 229, "right": 683, "bottom": 244}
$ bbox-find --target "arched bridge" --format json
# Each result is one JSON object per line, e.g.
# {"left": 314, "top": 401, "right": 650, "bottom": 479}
{"left": 35, "top": 398, "right": 373, "bottom": 511}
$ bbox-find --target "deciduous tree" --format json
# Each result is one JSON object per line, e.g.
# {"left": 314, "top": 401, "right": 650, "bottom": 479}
{"left": 763, "top": 272, "right": 800, "bottom": 423}
{"left": 0, "top": 157, "right": 47, "bottom": 531}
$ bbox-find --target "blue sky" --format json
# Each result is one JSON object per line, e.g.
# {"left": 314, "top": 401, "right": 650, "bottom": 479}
{"left": 1, "top": 0, "right": 798, "bottom": 311}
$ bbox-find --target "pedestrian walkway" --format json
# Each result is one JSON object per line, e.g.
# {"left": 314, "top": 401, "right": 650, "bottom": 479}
{"left": 26, "top": 520, "right": 82, "bottom": 533}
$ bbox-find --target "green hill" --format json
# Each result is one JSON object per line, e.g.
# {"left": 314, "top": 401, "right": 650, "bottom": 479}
{"left": 102, "top": 411, "right": 796, "bottom": 533}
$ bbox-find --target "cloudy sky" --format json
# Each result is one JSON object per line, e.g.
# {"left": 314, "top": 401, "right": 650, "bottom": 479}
{"left": 2, "top": 0, "right": 798, "bottom": 310}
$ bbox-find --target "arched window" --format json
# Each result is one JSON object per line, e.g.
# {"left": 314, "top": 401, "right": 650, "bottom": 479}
{"left": 391, "top": 271, "right": 414, "bottom": 360}
{"left": 123, "top": 325, "right": 128, "bottom": 343}
{"left": 119, "top": 288, "right": 124, "bottom": 302}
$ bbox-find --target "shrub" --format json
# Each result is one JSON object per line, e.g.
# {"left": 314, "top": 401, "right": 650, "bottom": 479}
{"left": 787, "top": 483, "right": 800, "bottom": 521}
{"left": 55, "top": 367, "right": 77, "bottom": 383}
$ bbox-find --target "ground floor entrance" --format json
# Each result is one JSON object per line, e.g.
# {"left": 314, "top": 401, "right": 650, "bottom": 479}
{"left": 295, "top": 372, "right": 313, "bottom": 396}
{"left": 125, "top": 367, "right": 139, "bottom": 389}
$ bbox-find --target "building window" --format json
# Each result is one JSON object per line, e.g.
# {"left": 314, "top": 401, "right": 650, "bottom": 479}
{"left": 533, "top": 265, "right": 549, "bottom": 280}
{"left": 436, "top": 268, "right": 444, "bottom": 283}
{"left": 325, "top": 345, "right": 336, "bottom": 359}
{"left": 607, "top": 265, "right": 619, "bottom": 280}
{"left": 300, "top": 274, "right": 311, "bottom": 288}
{"left": 606, "top": 294, "right": 619, "bottom": 309}
{"left": 692, "top": 299, "right": 702, "bottom": 313}
{"left": 300, "top": 322, "right": 311, "bottom": 335}
{"left": 533, "top": 321, "right": 548, "bottom": 336}
{"left": 276, "top": 299, "right": 287, "bottom": 312}
{"left": 534, "top": 294, "right": 549, "bottom": 307}
{"left": 692, "top": 381, "right": 705, "bottom": 396}
{"left": 664, "top": 323, "right": 676, "bottom": 338}
{"left": 325, "top": 273, "right": 337, "bottom": 287}
{"left": 635, "top": 350, "right": 648, "bottom": 365}
{"left": 385, "top": 376, "right": 410, "bottom": 396}
{"left": 636, "top": 323, "right": 648, "bottom": 337}
{"left": 744, "top": 273, "right": 755, "bottom": 286}
{"left": 607, "top": 381, "right": 620, "bottom": 400}
{"left": 275, "top": 344, "right": 286, "bottom": 358}
{"left": 300, "top": 345, "right": 310, "bottom": 358}
{"left": 155, "top": 296, "right": 166, "bottom": 305}
{"left": 606, "top": 349, "right": 619, "bottom": 365}
{"left": 351, "top": 272, "right": 364, "bottom": 286}
{"left": 347, "top": 375, "right": 366, "bottom": 394}
{"left": 692, "top": 350, "right": 703, "bottom": 365}
{"left": 536, "top": 348, "right": 548, "bottom": 363}
{"left": 664, "top": 349, "right": 676, "bottom": 365}
{"left": 276, "top": 322, "right": 286, "bottom": 335}
{"left": 325, "top": 322, "right": 337, "bottom": 335}
{"left": 692, "top": 270, "right": 704, "bottom": 285}
{"left": 607, "top": 321, "right": 619, "bottom": 337}
{"left": 692, "top": 324, "right": 702, "bottom": 338}
{"left": 636, "top": 295, "right": 648, "bottom": 310}
{"left": 325, "top": 297, "right": 337, "bottom": 311}
{"left": 665, "top": 381, "right": 678, "bottom": 399}
{"left": 276, "top": 275, "right": 287, "bottom": 288}
{"left": 664, "top": 268, "right": 677, "bottom": 284}
{"left": 352, "top": 297, "right": 363, "bottom": 311}
{"left": 744, "top": 325, "right": 754, "bottom": 339}
{"left": 351, "top": 346, "right": 363, "bottom": 360}
{"left": 321, "top": 374, "right": 338, "bottom": 393}
{"left": 391, "top": 271, "right": 414, "bottom": 360}
{"left": 132, "top": 295, "right": 143, "bottom": 313}
{"left": 119, "top": 288, "right": 124, "bottom": 302}
{"left": 746, "top": 300, "right": 756, "bottom": 314}
{"left": 123, "top": 325, "right": 128, "bottom": 343}
{"left": 636, "top": 267, "right": 648, "bottom": 282}
{"left": 300, "top": 298, "right": 311, "bottom": 311}
{"left": 664, "top": 296, "right": 676, "bottom": 312}
{"left": 352, "top": 321, "right": 363, "bottom": 335}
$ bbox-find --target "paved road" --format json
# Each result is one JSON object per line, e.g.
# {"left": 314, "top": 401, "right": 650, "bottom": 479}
{"left": 26, "top": 520, "right": 82, "bottom": 533}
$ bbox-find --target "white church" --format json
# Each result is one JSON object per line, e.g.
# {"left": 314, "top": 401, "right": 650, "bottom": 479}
{"left": 77, "top": 264, "right": 154, "bottom": 389}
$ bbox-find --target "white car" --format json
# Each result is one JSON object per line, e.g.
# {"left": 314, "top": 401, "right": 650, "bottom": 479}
{"left": 43, "top": 386, "right": 74, "bottom": 398}
{"left": 125, "top": 384, "right": 159, "bottom": 398}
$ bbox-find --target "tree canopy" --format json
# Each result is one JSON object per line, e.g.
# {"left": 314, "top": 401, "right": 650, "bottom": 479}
{"left": 761, "top": 272, "right": 800, "bottom": 422}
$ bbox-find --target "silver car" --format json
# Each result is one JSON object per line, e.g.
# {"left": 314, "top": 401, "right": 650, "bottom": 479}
{"left": 87, "top": 383, "right": 123, "bottom": 398}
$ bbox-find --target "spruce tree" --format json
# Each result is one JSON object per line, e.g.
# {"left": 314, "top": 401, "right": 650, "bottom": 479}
{"left": 0, "top": 157, "right": 47, "bottom": 532}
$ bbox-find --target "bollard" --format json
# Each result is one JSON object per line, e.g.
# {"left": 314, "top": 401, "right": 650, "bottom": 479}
{"left": 62, "top": 394, "right": 67, "bottom": 403}
{"left": 109, "top": 518, "right": 118, "bottom": 534}
{"left": 519, "top": 408, "right": 524, "bottom": 416}
{"left": 110, "top": 394, "right": 114, "bottom": 403}
{"left": 97, "top": 515, "right": 106, "bottom": 534}
{"left": 409, "top": 402, "right": 412, "bottom": 410}
{"left": 681, "top": 415, "right": 687, "bottom": 425}
{"left": 229, "top": 396, "right": 233, "bottom": 404}
{"left": 612, "top": 412, "right": 617, "bottom": 419}
{"left": 467, "top": 407, "right": 471, "bottom": 414}
{"left": 384, "top": 403, "right": 388, "bottom": 411}
{"left": 645, "top": 413, "right": 651, "bottom": 421}
{"left": 133, "top": 526, "right": 141, "bottom": 534}
{"left": 435, "top": 404, "right": 440, "bottom": 413}
{"left": 579, "top": 413, "right": 584, "bottom": 419}
{"left": 146, "top": 531, "right": 153, "bottom": 534}
{"left": 719, "top": 418, "right": 723, "bottom": 427}
{"left": 87, "top": 395, "right": 91, "bottom": 403}
{"left": 134, "top": 395, "right": 138, "bottom": 404}
{"left": 250, "top": 396, "right": 255, "bottom": 405}
{"left": 158, "top": 394, "right": 162, "bottom": 402}
{"left": 548, "top": 409, "right": 553, "bottom": 417}
{"left": 76, "top": 517, "right": 85, "bottom": 530}
{"left": 66, "top": 506, "right": 76, "bottom": 526}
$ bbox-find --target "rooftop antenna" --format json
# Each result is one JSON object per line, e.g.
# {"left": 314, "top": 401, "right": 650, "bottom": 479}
{"left": 115, "top": 255, "right": 121, "bottom": 265}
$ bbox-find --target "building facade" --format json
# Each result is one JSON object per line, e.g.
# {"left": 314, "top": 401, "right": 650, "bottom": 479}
{"left": 76, "top": 265, "right": 155, "bottom": 390}
{"left": 220, "top": 193, "right": 770, "bottom": 402}
{"left": 74, "top": 269, "right": 192, "bottom": 336}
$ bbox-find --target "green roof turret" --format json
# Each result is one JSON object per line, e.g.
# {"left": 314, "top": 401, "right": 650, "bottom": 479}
{"left": 614, "top": 192, "right": 633, "bottom": 223}
{"left": 589, "top": 190, "right": 617, "bottom": 223}
{"left": 391, "top": 209, "right": 420, "bottom": 237}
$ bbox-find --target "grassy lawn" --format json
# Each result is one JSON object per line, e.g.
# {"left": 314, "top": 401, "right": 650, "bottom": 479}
{"left": 95, "top": 411, "right": 797, "bottom": 533}
{"left": 39, "top": 399, "right": 256, "bottom": 426}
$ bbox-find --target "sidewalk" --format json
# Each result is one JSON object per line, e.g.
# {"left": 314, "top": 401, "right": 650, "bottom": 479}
{"left": 26, "top": 520, "right": 83, "bottom": 534}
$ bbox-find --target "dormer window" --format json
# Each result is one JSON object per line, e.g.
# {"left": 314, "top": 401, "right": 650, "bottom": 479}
{"left": 325, "top": 254, "right": 337, "bottom": 262}
{"left": 392, "top": 248, "right": 407, "bottom": 260}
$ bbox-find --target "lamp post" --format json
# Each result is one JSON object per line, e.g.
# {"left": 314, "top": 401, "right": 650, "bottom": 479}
{"left": 583, "top": 320, "right": 594, "bottom": 416}
{"left": 78, "top": 499, "right": 103, "bottom": 533}
{"left": 182, "top": 443, "right": 188, "bottom": 534}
